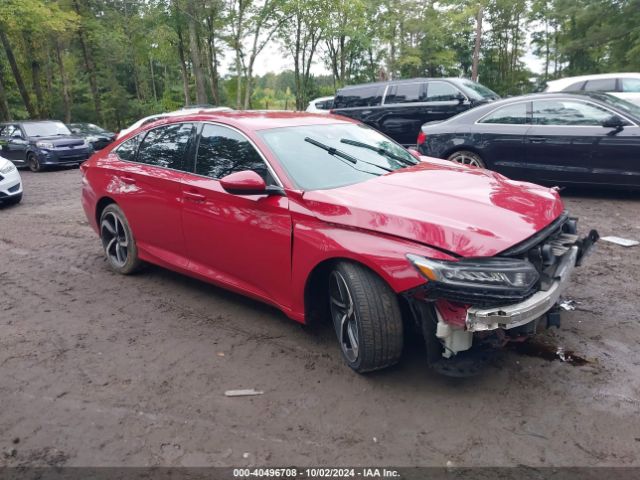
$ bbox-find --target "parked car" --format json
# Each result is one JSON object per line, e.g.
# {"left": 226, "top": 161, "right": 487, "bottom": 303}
{"left": 116, "top": 106, "right": 233, "bottom": 139}
{"left": 306, "top": 96, "right": 334, "bottom": 114}
{"left": 417, "top": 91, "right": 640, "bottom": 189}
{"left": 0, "top": 120, "right": 93, "bottom": 172}
{"left": 68, "top": 123, "right": 116, "bottom": 150}
{"left": 0, "top": 156, "right": 22, "bottom": 205}
{"left": 81, "top": 111, "right": 597, "bottom": 375}
{"left": 545, "top": 72, "right": 640, "bottom": 106}
{"left": 331, "top": 78, "right": 500, "bottom": 146}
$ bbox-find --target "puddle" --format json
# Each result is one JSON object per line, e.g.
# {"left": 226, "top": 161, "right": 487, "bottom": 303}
{"left": 509, "top": 340, "right": 591, "bottom": 366}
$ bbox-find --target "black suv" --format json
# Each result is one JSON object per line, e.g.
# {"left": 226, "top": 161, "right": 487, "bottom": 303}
{"left": 0, "top": 120, "right": 93, "bottom": 172}
{"left": 331, "top": 78, "right": 500, "bottom": 146}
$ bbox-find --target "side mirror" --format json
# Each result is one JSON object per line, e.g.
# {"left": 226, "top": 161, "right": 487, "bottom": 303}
{"left": 220, "top": 170, "right": 284, "bottom": 196}
{"left": 456, "top": 93, "right": 466, "bottom": 104}
{"left": 11, "top": 133, "right": 22, "bottom": 139}
{"left": 602, "top": 115, "right": 624, "bottom": 130}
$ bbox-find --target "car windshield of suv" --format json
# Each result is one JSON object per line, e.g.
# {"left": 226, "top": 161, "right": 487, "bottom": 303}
{"left": 259, "top": 123, "right": 418, "bottom": 191}
{"left": 72, "top": 123, "right": 107, "bottom": 135}
{"left": 457, "top": 79, "right": 500, "bottom": 101}
{"left": 23, "top": 121, "right": 71, "bottom": 137}
{"left": 590, "top": 92, "right": 640, "bottom": 120}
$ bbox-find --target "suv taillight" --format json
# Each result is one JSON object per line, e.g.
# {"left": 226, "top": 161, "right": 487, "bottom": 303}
{"left": 417, "top": 130, "right": 427, "bottom": 145}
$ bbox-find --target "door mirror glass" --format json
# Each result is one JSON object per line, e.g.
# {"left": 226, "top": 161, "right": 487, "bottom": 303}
{"left": 220, "top": 170, "right": 267, "bottom": 195}
{"left": 602, "top": 115, "right": 624, "bottom": 129}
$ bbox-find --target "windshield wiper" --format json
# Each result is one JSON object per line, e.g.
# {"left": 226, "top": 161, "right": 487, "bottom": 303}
{"left": 304, "top": 137, "right": 392, "bottom": 173}
{"left": 340, "top": 138, "right": 417, "bottom": 166}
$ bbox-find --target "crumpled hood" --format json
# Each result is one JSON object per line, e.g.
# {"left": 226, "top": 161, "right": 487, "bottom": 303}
{"left": 302, "top": 161, "right": 564, "bottom": 257}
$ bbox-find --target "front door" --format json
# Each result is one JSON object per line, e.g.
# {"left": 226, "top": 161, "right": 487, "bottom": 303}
{"left": 181, "top": 123, "right": 293, "bottom": 310}
{"left": 0, "top": 125, "right": 28, "bottom": 164}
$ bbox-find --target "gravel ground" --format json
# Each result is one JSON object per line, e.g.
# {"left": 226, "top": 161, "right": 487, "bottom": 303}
{"left": 0, "top": 168, "right": 639, "bottom": 467}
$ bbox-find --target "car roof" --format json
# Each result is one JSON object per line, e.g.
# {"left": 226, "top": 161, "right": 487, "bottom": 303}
{"left": 337, "top": 77, "right": 465, "bottom": 91}
{"left": 140, "top": 110, "right": 356, "bottom": 132}
{"left": 546, "top": 72, "right": 640, "bottom": 89}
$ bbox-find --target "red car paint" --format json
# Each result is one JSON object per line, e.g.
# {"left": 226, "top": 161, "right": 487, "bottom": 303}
{"left": 81, "top": 111, "right": 565, "bottom": 324}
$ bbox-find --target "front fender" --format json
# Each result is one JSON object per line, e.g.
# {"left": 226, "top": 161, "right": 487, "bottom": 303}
{"left": 289, "top": 217, "right": 456, "bottom": 322}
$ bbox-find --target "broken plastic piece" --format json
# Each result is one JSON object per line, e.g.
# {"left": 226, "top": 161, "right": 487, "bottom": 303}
{"left": 601, "top": 236, "right": 639, "bottom": 247}
{"left": 224, "top": 389, "right": 264, "bottom": 397}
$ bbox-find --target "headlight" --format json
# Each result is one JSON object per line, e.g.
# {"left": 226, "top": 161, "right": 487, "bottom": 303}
{"left": 86, "top": 136, "right": 98, "bottom": 143}
{"left": 0, "top": 162, "right": 16, "bottom": 174}
{"left": 36, "top": 141, "right": 54, "bottom": 149}
{"left": 407, "top": 254, "right": 539, "bottom": 291}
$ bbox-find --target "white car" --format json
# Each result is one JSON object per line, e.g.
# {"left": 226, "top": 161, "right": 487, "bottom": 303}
{"left": 116, "top": 106, "right": 233, "bottom": 139}
{"left": 545, "top": 73, "right": 640, "bottom": 106}
{"left": 306, "top": 96, "right": 334, "bottom": 114}
{"left": 0, "top": 156, "right": 22, "bottom": 205}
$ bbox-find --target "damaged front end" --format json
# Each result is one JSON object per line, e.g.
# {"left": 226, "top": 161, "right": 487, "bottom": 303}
{"left": 404, "top": 212, "right": 599, "bottom": 376}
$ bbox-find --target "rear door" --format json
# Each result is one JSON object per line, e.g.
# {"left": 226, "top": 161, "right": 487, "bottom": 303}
{"left": 105, "top": 123, "right": 195, "bottom": 268}
{"left": 472, "top": 101, "right": 531, "bottom": 176}
{"left": 181, "top": 123, "right": 293, "bottom": 309}
{"left": 525, "top": 98, "right": 635, "bottom": 185}
{"left": 379, "top": 81, "right": 428, "bottom": 146}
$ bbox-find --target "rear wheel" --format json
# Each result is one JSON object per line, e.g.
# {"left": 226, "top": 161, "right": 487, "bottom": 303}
{"left": 447, "top": 150, "right": 485, "bottom": 168}
{"left": 99, "top": 204, "right": 141, "bottom": 274}
{"left": 27, "top": 154, "right": 41, "bottom": 172}
{"left": 328, "top": 262, "right": 403, "bottom": 373}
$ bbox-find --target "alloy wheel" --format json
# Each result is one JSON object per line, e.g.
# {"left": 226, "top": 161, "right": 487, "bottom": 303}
{"left": 101, "top": 212, "right": 129, "bottom": 268}
{"left": 28, "top": 155, "right": 40, "bottom": 172}
{"left": 329, "top": 271, "right": 360, "bottom": 363}
{"left": 451, "top": 152, "right": 483, "bottom": 167}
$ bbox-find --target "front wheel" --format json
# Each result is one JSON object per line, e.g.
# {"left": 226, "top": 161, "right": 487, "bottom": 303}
{"left": 328, "top": 262, "right": 403, "bottom": 373}
{"left": 99, "top": 204, "right": 142, "bottom": 274}
{"left": 447, "top": 150, "right": 485, "bottom": 168}
{"left": 27, "top": 154, "right": 42, "bottom": 172}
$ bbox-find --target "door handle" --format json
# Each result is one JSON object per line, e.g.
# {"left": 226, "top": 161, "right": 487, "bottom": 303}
{"left": 184, "top": 190, "right": 206, "bottom": 202}
{"left": 120, "top": 176, "right": 136, "bottom": 184}
{"left": 529, "top": 136, "right": 547, "bottom": 144}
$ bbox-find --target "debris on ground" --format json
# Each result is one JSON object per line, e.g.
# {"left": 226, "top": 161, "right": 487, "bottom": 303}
{"left": 600, "top": 236, "right": 639, "bottom": 247}
{"left": 224, "top": 389, "right": 264, "bottom": 397}
{"left": 559, "top": 299, "right": 577, "bottom": 311}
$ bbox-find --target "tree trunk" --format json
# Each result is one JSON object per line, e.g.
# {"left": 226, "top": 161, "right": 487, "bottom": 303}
{"left": 0, "top": 30, "right": 36, "bottom": 117}
{"left": 206, "top": 16, "right": 220, "bottom": 104}
{"left": 25, "top": 34, "right": 46, "bottom": 118}
{"left": 0, "top": 65, "right": 11, "bottom": 121}
{"left": 149, "top": 57, "right": 157, "bottom": 103}
{"left": 55, "top": 40, "right": 71, "bottom": 123}
{"left": 176, "top": 26, "right": 190, "bottom": 106}
{"left": 471, "top": 5, "right": 483, "bottom": 82}
{"left": 73, "top": 0, "right": 102, "bottom": 123}
{"left": 186, "top": 0, "right": 207, "bottom": 105}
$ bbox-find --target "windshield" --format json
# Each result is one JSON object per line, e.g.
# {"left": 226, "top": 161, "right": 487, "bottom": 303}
{"left": 70, "top": 123, "right": 107, "bottom": 134}
{"left": 589, "top": 92, "right": 640, "bottom": 119}
{"left": 259, "top": 123, "right": 418, "bottom": 191}
{"left": 23, "top": 121, "right": 71, "bottom": 137}
{"left": 457, "top": 79, "right": 500, "bottom": 101}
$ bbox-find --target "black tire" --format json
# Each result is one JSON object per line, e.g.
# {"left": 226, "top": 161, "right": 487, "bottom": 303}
{"left": 27, "top": 153, "right": 42, "bottom": 172}
{"left": 447, "top": 150, "right": 485, "bottom": 168}
{"left": 99, "top": 203, "right": 142, "bottom": 274}
{"left": 328, "top": 261, "right": 403, "bottom": 373}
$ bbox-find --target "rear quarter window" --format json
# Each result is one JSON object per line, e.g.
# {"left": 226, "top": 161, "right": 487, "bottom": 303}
{"left": 334, "top": 86, "right": 384, "bottom": 108}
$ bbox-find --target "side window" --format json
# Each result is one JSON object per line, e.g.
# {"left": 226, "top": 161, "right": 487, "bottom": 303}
{"left": 480, "top": 103, "right": 529, "bottom": 124}
{"left": 621, "top": 78, "right": 640, "bottom": 93}
{"left": 137, "top": 123, "right": 194, "bottom": 170}
{"left": 2, "top": 125, "right": 20, "bottom": 137}
{"left": 195, "top": 124, "right": 274, "bottom": 184}
{"left": 385, "top": 83, "right": 426, "bottom": 104}
{"left": 564, "top": 81, "right": 586, "bottom": 91}
{"left": 584, "top": 78, "right": 616, "bottom": 92}
{"left": 115, "top": 135, "right": 141, "bottom": 162}
{"left": 334, "top": 86, "right": 383, "bottom": 108}
{"left": 426, "top": 82, "right": 461, "bottom": 102}
{"left": 532, "top": 100, "right": 619, "bottom": 126}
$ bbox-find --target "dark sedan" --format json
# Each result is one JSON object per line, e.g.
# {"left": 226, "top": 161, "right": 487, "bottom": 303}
{"left": 417, "top": 92, "right": 640, "bottom": 188}
{"left": 68, "top": 123, "right": 116, "bottom": 150}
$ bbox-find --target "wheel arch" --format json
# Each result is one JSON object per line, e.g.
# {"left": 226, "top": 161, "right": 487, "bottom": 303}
{"left": 442, "top": 145, "right": 489, "bottom": 167}
{"left": 95, "top": 196, "right": 117, "bottom": 227}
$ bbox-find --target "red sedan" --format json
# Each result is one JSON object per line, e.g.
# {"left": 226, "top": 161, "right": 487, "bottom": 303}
{"left": 81, "top": 111, "right": 598, "bottom": 375}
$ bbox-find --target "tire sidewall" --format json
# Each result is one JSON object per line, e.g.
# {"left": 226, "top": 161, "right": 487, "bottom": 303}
{"left": 448, "top": 150, "right": 485, "bottom": 168}
{"left": 28, "top": 154, "right": 41, "bottom": 172}
{"left": 99, "top": 204, "right": 140, "bottom": 274}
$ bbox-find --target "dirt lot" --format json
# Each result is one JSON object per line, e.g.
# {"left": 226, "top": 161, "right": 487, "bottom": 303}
{"left": 1, "top": 168, "right": 639, "bottom": 467}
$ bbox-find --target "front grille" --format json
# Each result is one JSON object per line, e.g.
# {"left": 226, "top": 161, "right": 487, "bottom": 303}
{"left": 421, "top": 282, "right": 538, "bottom": 308}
